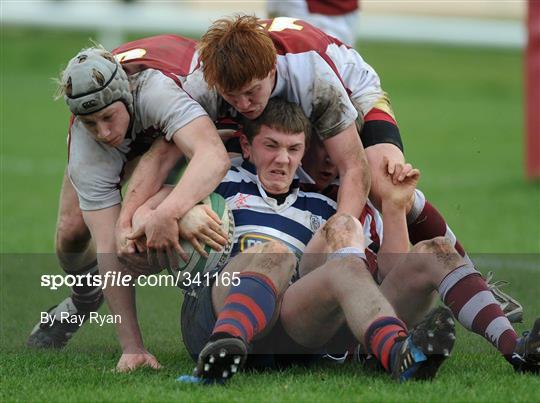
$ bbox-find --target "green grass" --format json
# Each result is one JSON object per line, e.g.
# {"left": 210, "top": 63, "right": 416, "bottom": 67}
{"left": 1, "top": 28, "right": 539, "bottom": 402}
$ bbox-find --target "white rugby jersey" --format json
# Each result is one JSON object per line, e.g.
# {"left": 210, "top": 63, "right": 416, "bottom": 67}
{"left": 215, "top": 159, "right": 337, "bottom": 260}
{"left": 67, "top": 35, "right": 207, "bottom": 211}
{"left": 182, "top": 18, "right": 385, "bottom": 140}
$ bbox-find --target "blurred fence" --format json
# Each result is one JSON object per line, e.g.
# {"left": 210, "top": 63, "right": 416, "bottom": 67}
{"left": 2, "top": 1, "right": 526, "bottom": 49}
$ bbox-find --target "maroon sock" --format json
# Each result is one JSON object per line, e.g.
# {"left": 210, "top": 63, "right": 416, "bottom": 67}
{"left": 407, "top": 190, "right": 466, "bottom": 257}
{"left": 439, "top": 265, "right": 518, "bottom": 358}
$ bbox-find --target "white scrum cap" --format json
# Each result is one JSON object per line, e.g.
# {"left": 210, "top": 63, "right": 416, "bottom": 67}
{"left": 62, "top": 48, "right": 133, "bottom": 116}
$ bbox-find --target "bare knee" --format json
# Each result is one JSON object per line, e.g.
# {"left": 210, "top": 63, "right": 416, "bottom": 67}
{"left": 411, "top": 237, "right": 463, "bottom": 278}
{"left": 56, "top": 174, "right": 92, "bottom": 256}
{"left": 56, "top": 212, "right": 91, "bottom": 255}
{"left": 322, "top": 213, "right": 364, "bottom": 251}
{"left": 414, "top": 237, "right": 458, "bottom": 257}
{"left": 259, "top": 241, "right": 296, "bottom": 274}
{"left": 249, "top": 241, "right": 296, "bottom": 291}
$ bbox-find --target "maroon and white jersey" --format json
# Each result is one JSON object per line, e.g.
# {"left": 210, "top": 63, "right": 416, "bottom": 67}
{"left": 265, "top": 18, "right": 387, "bottom": 132}
{"left": 267, "top": 1, "right": 359, "bottom": 44}
{"left": 68, "top": 35, "right": 207, "bottom": 211}
{"left": 306, "top": 0, "right": 358, "bottom": 15}
{"left": 184, "top": 18, "right": 392, "bottom": 141}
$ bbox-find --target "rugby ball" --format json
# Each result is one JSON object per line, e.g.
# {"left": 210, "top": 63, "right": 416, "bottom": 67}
{"left": 168, "top": 193, "right": 234, "bottom": 288}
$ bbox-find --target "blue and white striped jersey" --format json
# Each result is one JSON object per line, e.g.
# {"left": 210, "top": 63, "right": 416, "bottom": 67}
{"left": 215, "top": 159, "right": 337, "bottom": 260}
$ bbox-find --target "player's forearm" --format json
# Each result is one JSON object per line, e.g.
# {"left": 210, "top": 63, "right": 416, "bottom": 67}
{"left": 336, "top": 163, "right": 369, "bottom": 217}
{"left": 99, "top": 264, "right": 145, "bottom": 352}
{"left": 377, "top": 202, "right": 409, "bottom": 278}
{"left": 83, "top": 208, "right": 145, "bottom": 352}
{"left": 118, "top": 141, "right": 181, "bottom": 229}
{"left": 155, "top": 145, "right": 229, "bottom": 220}
{"left": 325, "top": 123, "right": 370, "bottom": 216}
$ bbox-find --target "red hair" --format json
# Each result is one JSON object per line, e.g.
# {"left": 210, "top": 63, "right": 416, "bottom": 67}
{"left": 198, "top": 15, "right": 276, "bottom": 92}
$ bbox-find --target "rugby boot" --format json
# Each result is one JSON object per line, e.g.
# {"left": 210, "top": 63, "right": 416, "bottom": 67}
{"left": 391, "top": 306, "right": 456, "bottom": 382}
{"left": 511, "top": 317, "right": 540, "bottom": 373}
{"left": 353, "top": 344, "right": 385, "bottom": 373}
{"left": 194, "top": 336, "right": 248, "bottom": 384}
{"left": 485, "top": 271, "right": 523, "bottom": 323}
{"left": 27, "top": 295, "right": 103, "bottom": 349}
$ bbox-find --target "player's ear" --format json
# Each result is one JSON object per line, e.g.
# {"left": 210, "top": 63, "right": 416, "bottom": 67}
{"left": 239, "top": 134, "right": 251, "bottom": 159}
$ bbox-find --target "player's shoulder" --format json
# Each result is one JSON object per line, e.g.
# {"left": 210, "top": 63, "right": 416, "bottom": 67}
{"left": 113, "top": 34, "right": 198, "bottom": 79}
{"left": 262, "top": 17, "right": 342, "bottom": 56}
{"left": 131, "top": 69, "right": 183, "bottom": 106}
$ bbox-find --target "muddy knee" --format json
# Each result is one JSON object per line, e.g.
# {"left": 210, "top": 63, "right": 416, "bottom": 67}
{"left": 413, "top": 237, "right": 462, "bottom": 267}
{"left": 56, "top": 214, "right": 91, "bottom": 257}
{"left": 322, "top": 213, "right": 364, "bottom": 251}
{"left": 414, "top": 237, "right": 453, "bottom": 253}
{"left": 249, "top": 241, "right": 296, "bottom": 290}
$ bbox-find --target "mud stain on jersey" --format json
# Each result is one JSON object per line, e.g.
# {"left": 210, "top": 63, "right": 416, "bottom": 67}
{"left": 309, "top": 78, "right": 356, "bottom": 140}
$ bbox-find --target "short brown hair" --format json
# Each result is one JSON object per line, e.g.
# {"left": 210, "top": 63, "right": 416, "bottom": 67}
{"left": 242, "top": 98, "right": 311, "bottom": 144}
{"left": 198, "top": 14, "right": 276, "bottom": 93}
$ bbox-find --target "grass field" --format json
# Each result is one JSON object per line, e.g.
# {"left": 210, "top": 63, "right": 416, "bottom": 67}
{"left": 1, "top": 27, "right": 539, "bottom": 402}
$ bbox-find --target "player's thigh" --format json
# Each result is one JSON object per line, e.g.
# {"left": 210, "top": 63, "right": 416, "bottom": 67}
{"left": 56, "top": 168, "right": 91, "bottom": 252}
{"left": 378, "top": 253, "right": 438, "bottom": 327}
{"left": 298, "top": 228, "right": 329, "bottom": 277}
{"left": 280, "top": 267, "right": 345, "bottom": 349}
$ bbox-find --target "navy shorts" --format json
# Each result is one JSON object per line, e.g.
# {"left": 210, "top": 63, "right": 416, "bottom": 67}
{"left": 180, "top": 282, "right": 324, "bottom": 369}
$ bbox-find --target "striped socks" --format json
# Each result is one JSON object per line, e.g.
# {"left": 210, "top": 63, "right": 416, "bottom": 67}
{"left": 364, "top": 317, "right": 408, "bottom": 372}
{"left": 212, "top": 272, "right": 277, "bottom": 344}
{"left": 439, "top": 265, "right": 518, "bottom": 357}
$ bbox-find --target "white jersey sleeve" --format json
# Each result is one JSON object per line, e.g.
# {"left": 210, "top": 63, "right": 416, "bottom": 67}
{"left": 273, "top": 52, "right": 358, "bottom": 139}
{"left": 135, "top": 69, "right": 208, "bottom": 141}
{"left": 180, "top": 69, "right": 223, "bottom": 122}
{"left": 324, "top": 43, "right": 385, "bottom": 116}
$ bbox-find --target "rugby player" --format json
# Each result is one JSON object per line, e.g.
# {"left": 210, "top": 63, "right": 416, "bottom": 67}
{"left": 188, "top": 111, "right": 539, "bottom": 382}
{"left": 119, "top": 15, "right": 522, "bottom": 323}
{"left": 294, "top": 136, "right": 540, "bottom": 374}
{"left": 27, "top": 36, "right": 230, "bottom": 372}
{"left": 192, "top": 15, "right": 522, "bottom": 323}
{"left": 267, "top": 0, "right": 360, "bottom": 45}
{"left": 137, "top": 98, "right": 455, "bottom": 383}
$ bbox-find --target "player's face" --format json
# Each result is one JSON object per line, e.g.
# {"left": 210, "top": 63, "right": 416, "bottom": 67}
{"left": 220, "top": 69, "right": 276, "bottom": 120}
{"left": 78, "top": 101, "right": 130, "bottom": 147}
{"left": 302, "top": 136, "right": 338, "bottom": 191}
{"left": 242, "top": 126, "right": 305, "bottom": 194}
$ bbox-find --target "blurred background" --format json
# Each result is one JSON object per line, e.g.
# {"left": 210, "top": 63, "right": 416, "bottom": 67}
{"left": 1, "top": 1, "right": 538, "bottom": 255}
{"left": 2, "top": 1, "right": 528, "bottom": 49}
